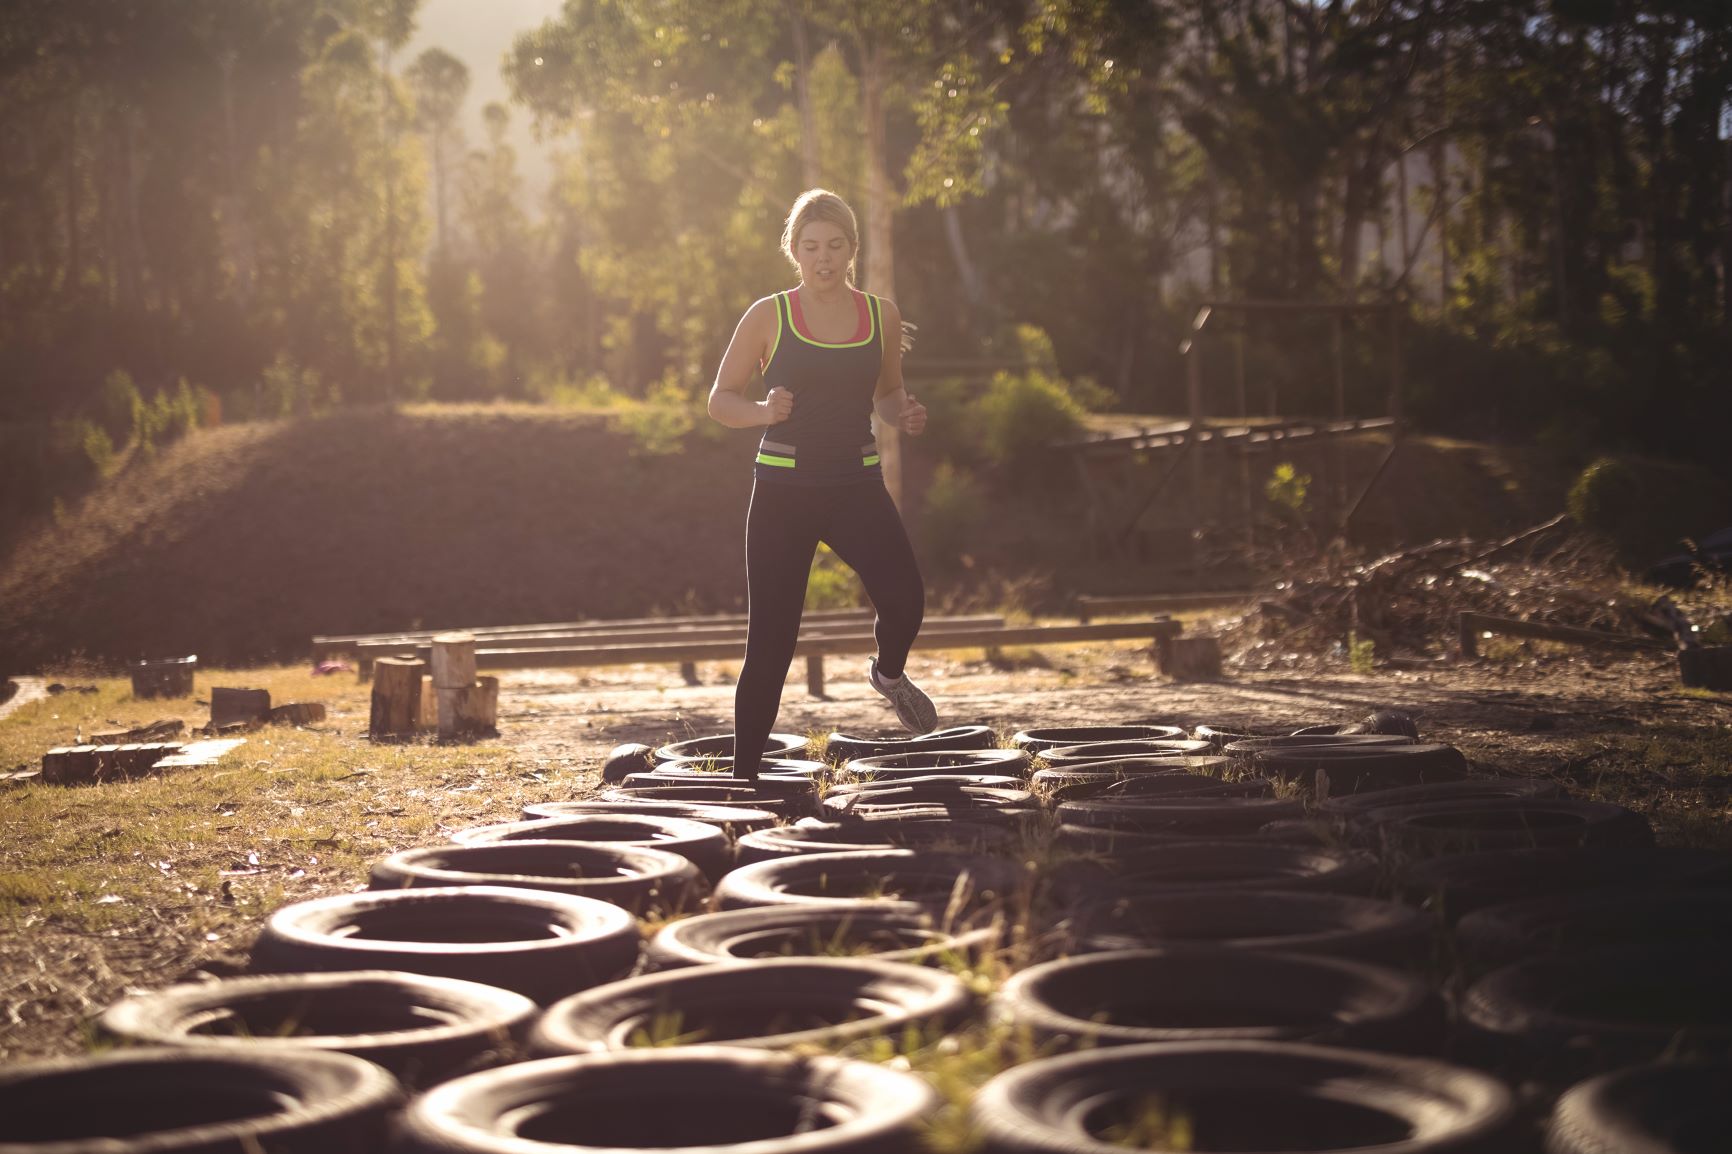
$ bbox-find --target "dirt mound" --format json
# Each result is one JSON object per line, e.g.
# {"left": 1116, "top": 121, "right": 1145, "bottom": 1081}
{"left": 0, "top": 409, "right": 762, "bottom": 670}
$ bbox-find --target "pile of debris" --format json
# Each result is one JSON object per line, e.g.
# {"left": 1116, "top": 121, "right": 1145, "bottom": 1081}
{"left": 1227, "top": 515, "right": 1731, "bottom": 675}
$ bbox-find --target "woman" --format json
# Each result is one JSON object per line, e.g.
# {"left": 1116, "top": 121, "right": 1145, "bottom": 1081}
{"left": 708, "top": 189, "right": 935, "bottom": 780}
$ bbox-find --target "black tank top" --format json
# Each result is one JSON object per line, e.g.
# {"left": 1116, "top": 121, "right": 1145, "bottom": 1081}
{"left": 755, "top": 288, "right": 883, "bottom": 486}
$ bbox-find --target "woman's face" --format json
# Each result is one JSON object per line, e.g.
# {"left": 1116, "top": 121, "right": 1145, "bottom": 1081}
{"left": 794, "top": 219, "right": 853, "bottom": 289}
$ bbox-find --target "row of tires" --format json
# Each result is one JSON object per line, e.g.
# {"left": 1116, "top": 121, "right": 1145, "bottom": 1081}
{"left": 10, "top": 715, "right": 1728, "bottom": 1152}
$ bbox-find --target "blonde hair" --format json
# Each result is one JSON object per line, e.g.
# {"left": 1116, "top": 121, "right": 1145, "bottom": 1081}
{"left": 780, "top": 189, "right": 859, "bottom": 284}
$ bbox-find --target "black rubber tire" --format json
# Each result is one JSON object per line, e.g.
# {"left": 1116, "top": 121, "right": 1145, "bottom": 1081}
{"left": 820, "top": 782, "right": 1034, "bottom": 821}
{"left": 370, "top": 841, "right": 706, "bottom": 914}
{"left": 1191, "top": 722, "right": 1294, "bottom": 749}
{"left": 598, "top": 784, "right": 801, "bottom": 816}
{"left": 1059, "top": 840, "right": 1381, "bottom": 898}
{"left": 1544, "top": 1060, "right": 1732, "bottom": 1154}
{"left": 1245, "top": 743, "right": 1469, "bottom": 795}
{"left": 713, "top": 848, "right": 1026, "bottom": 914}
{"left": 652, "top": 731, "right": 808, "bottom": 762}
{"left": 842, "top": 748, "right": 1031, "bottom": 779}
{"left": 652, "top": 755, "right": 829, "bottom": 779}
{"left": 1038, "top": 739, "right": 1216, "bottom": 764}
{"left": 451, "top": 813, "right": 733, "bottom": 879}
{"left": 1367, "top": 798, "right": 1653, "bottom": 857}
{"left": 1224, "top": 734, "right": 1414, "bottom": 755}
{"left": 1042, "top": 770, "right": 1270, "bottom": 804}
{"left": 96, "top": 971, "right": 535, "bottom": 1089}
{"left": 646, "top": 905, "right": 1002, "bottom": 970}
{"left": 251, "top": 885, "right": 640, "bottom": 1005}
{"left": 528, "top": 957, "right": 973, "bottom": 1055}
{"left": 1056, "top": 795, "right": 1304, "bottom": 837}
{"left": 599, "top": 741, "right": 654, "bottom": 783}
{"left": 824, "top": 724, "right": 999, "bottom": 761}
{"left": 994, "top": 947, "right": 1443, "bottom": 1053}
{"left": 0, "top": 1047, "right": 403, "bottom": 1153}
{"left": 393, "top": 1047, "right": 939, "bottom": 1153}
{"left": 1454, "top": 888, "right": 1732, "bottom": 970}
{"left": 1461, "top": 946, "right": 1732, "bottom": 1081}
{"left": 826, "top": 772, "right": 1025, "bottom": 795}
{"left": 1321, "top": 776, "right": 1564, "bottom": 822}
{"left": 520, "top": 798, "right": 779, "bottom": 837}
{"left": 1068, "top": 890, "right": 1437, "bottom": 968}
{"left": 619, "top": 771, "right": 818, "bottom": 806}
{"left": 970, "top": 1040, "right": 1517, "bottom": 1154}
{"left": 736, "top": 818, "right": 1020, "bottom": 865}
{"left": 1401, "top": 846, "right": 1732, "bottom": 922}
{"left": 1011, "top": 724, "right": 1188, "bottom": 753}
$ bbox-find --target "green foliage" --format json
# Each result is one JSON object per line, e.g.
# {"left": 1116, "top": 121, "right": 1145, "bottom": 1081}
{"left": 1568, "top": 456, "right": 1732, "bottom": 565}
{"left": 95, "top": 372, "right": 142, "bottom": 443}
{"left": 614, "top": 377, "right": 699, "bottom": 456}
{"left": 77, "top": 420, "right": 114, "bottom": 475}
{"left": 1348, "top": 632, "right": 1376, "bottom": 675}
{"left": 976, "top": 368, "right": 1088, "bottom": 469}
{"left": 805, "top": 543, "right": 863, "bottom": 611}
{"left": 1265, "top": 462, "right": 1311, "bottom": 517}
{"left": 920, "top": 462, "right": 987, "bottom": 568}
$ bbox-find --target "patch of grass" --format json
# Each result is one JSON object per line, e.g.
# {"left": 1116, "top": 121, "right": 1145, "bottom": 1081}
{"left": 0, "top": 666, "right": 577, "bottom": 931}
{"left": 1549, "top": 721, "right": 1732, "bottom": 850}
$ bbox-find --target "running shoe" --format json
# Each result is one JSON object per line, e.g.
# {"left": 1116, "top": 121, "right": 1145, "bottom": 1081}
{"left": 868, "top": 657, "right": 938, "bottom": 734}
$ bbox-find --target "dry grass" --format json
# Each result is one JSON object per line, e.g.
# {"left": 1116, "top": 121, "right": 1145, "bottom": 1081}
{"left": 0, "top": 663, "right": 601, "bottom": 1058}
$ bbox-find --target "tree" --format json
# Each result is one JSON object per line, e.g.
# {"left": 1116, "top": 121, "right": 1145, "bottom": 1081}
{"left": 406, "top": 46, "right": 470, "bottom": 254}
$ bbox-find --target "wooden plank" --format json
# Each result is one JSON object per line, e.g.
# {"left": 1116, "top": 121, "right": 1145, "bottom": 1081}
{"left": 462, "top": 619, "right": 1182, "bottom": 671}
{"left": 1077, "top": 592, "right": 1254, "bottom": 623}
{"left": 1458, "top": 611, "right": 1671, "bottom": 659}
{"left": 313, "top": 607, "right": 877, "bottom": 656}
{"left": 375, "top": 614, "right": 1009, "bottom": 662}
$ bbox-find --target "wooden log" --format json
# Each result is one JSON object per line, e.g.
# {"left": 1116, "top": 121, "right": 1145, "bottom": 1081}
{"left": 1156, "top": 635, "right": 1224, "bottom": 680}
{"left": 91, "top": 719, "right": 185, "bottom": 744}
{"left": 441, "top": 676, "right": 499, "bottom": 740}
{"left": 419, "top": 679, "right": 437, "bottom": 730}
{"left": 210, "top": 687, "right": 272, "bottom": 729}
{"left": 431, "top": 632, "right": 478, "bottom": 689}
{"left": 1679, "top": 646, "right": 1732, "bottom": 691}
{"left": 1076, "top": 592, "right": 1253, "bottom": 623}
{"left": 370, "top": 657, "right": 425, "bottom": 739}
{"left": 806, "top": 654, "right": 826, "bottom": 697}
{"left": 131, "top": 655, "right": 196, "bottom": 700}
{"left": 1458, "top": 611, "right": 1671, "bottom": 660}
{"left": 269, "top": 702, "right": 327, "bottom": 726}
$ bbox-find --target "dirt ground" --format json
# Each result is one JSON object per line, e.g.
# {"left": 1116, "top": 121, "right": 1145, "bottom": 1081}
{"left": 3, "top": 638, "right": 1729, "bottom": 1064}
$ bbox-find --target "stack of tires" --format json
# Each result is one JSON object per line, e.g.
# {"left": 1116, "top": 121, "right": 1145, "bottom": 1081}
{"left": 12, "top": 718, "right": 1728, "bottom": 1153}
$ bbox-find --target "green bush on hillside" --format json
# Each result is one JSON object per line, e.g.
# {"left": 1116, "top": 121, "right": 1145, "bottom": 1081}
{"left": 1567, "top": 455, "right": 1732, "bottom": 565}
{"left": 919, "top": 462, "right": 986, "bottom": 569}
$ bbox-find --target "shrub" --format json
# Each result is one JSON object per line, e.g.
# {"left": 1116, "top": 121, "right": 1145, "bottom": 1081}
{"left": 95, "top": 370, "right": 142, "bottom": 443}
{"left": 804, "top": 543, "right": 863, "bottom": 610}
{"left": 919, "top": 462, "right": 986, "bottom": 568}
{"left": 78, "top": 420, "right": 115, "bottom": 475}
{"left": 1568, "top": 455, "right": 1732, "bottom": 565}
{"left": 977, "top": 367, "right": 1087, "bottom": 470}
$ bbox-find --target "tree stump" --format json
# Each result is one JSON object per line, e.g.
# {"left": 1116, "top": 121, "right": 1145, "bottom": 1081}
{"left": 1156, "top": 635, "right": 1224, "bottom": 681}
{"left": 132, "top": 656, "right": 197, "bottom": 700}
{"left": 1679, "top": 646, "right": 1732, "bottom": 692}
{"left": 370, "top": 657, "right": 426, "bottom": 739}
{"left": 210, "top": 687, "right": 272, "bottom": 729}
{"left": 431, "top": 632, "right": 478, "bottom": 689}
{"left": 440, "top": 675, "right": 499, "bottom": 740}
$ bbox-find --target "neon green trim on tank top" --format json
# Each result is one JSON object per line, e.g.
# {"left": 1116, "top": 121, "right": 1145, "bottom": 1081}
{"left": 786, "top": 289, "right": 879, "bottom": 349}
{"left": 862, "top": 454, "right": 881, "bottom": 466}
{"left": 756, "top": 452, "right": 797, "bottom": 467}
{"left": 761, "top": 294, "right": 786, "bottom": 375}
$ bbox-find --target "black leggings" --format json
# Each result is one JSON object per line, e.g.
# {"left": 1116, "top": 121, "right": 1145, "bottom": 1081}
{"left": 734, "top": 477, "right": 925, "bottom": 778}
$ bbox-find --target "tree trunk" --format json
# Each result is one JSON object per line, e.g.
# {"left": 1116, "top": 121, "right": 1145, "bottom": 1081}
{"left": 64, "top": 96, "right": 80, "bottom": 291}
{"left": 942, "top": 204, "right": 985, "bottom": 327}
{"left": 382, "top": 40, "right": 399, "bottom": 402}
{"left": 860, "top": 41, "right": 901, "bottom": 510}
{"left": 370, "top": 657, "right": 424, "bottom": 738}
{"left": 788, "top": 1, "right": 821, "bottom": 188}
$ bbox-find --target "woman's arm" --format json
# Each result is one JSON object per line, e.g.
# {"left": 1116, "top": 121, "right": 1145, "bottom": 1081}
{"left": 872, "top": 296, "right": 925, "bottom": 435}
{"left": 709, "top": 297, "right": 791, "bottom": 428}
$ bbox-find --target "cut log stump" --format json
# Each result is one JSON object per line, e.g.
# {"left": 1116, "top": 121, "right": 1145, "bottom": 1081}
{"left": 431, "top": 632, "right": 478, "bottom": 689}
{"left": 439, "top": 675, "right": 499, "bottom": 741}
{"left": 131, "top": 656, "right": 196, "bottom": 700}
{"left": 1156, "top": 635, "right": 1224, "bottom": 680}
{"left": 210, "top": 687, "right": 272, "bottom": 729}
{"left": 371, "top": 657, "right": 425, "bottom": 739}
{"left": 1679, "top": 646, "right": 1732, "bottom": 692}
{"left": 269, "top": 702, "right": 327, "bottom": 726}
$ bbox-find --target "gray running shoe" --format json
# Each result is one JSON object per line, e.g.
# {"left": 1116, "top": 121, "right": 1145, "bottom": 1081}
{"left": 868, "top": 658, "right": 938, "bottom": 734}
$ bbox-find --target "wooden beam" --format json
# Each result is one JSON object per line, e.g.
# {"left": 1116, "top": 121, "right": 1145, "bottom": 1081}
{"left": 1458, "top": 611, "right": 1671, "bottom": 659}
{"left": 1077, "top": 592, "right": 1254, "bottom": 623}
{"left": 460, "top": 619, "right": 1183, "bottom": 672}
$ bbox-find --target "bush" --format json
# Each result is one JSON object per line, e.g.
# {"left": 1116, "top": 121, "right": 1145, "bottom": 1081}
{"left": 1568, "top": 455, "right": 1732, "bottom": 564}
{"left": 804, "top": 543, "right": 863, "bottom": 610}
{"left": 96, "top": 370, "right": 142, "bottom": 443}
{"left": 977, "top": 367, "right": 1088, "bottom": 471}
{"left": 919, "top": 462, "right": 986, "bottom": 568}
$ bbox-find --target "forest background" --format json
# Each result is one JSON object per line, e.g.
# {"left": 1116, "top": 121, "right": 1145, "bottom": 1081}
{"left": 1, "top": 0, "right": 1729, "bottom": 554}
